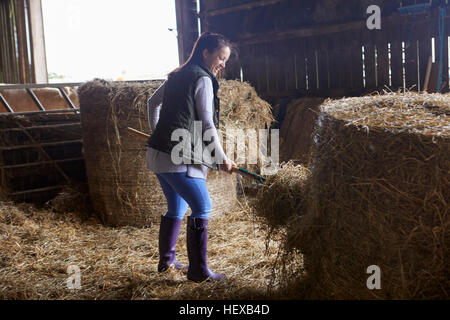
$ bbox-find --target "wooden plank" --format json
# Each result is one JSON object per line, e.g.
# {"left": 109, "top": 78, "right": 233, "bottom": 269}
{"left": 254, "top": 43, "right": 266, "bottom": 92}
{"left": 273, "top": 41, "right": 292, "bottom": 92}
{"left": 251, "top": 45, "right": 262, "bottom": 86}
{"left": 238, "top": 12, "right": 445, "bottom": 45}
{"left": 285, "top": 50, "right": 296, "bottom": 92}
{"left": 15, "top": 0, "right": 29, "bottom": 83}
{"left": 316, "top": 37, "right": 329, "bottom": 90}
{"left": 198, "top": 0, "right": 287, "bottom": 18}
{"left": 8, "top": 1, "right": 19, "bottom": 83}
{"left": 327, "top": 37, "right": 340, "bottom": 89}
{"left": 423, "top": 56, "right": 433, "bottom": 91}
{"left": 402, "top": 15, "right": 420, "bottom": 91}
{"left": 418, "top": 20, "right": 433, "bottom": 91}
{"left": 404, "top": 39, "right": 419, "bottom": 91}
{"left": 175, "top": 0, "right": 198, "bottom": 64}
{"left": 339, "top": 46, "right": 351, "bottom": 88}
{"left": 364, "top": 44, "right": 377, "bottom": 89}
{"left": 281, "top": 40, "right": 296, "bottom": 92}
{"left": 443, "top": 17, "right": 450, "bottom": 92}
{"left": 225, "top": 58, "right": 240, "bottom": 81}
{"left": 274, "top": 44, "right": 283, "bottom": 92}
{"left": 337, "top": 33, "right": 353, "bottom": 89}
{"left": 303, "top": 37, "right": 318, "bottom": 92}
{"left": 265, "top": 43, "right": 278, "bottom": 92}
{"left": 350, "top": 39, "right": 364, "bottom": 90}
{"left": 305, "top": 49, "right": 317, "bottom": 92}
{"left": 0, "top": 2, "right": 9, "bottom": 82}
{"left": 437, "top": 14, "right": 449, "bottom": 92}
{"left": 260, "top": 43, "right": 270, "bottom": 93}
{"left": 338, "top": 32, "right": 353, "bottom": 89}
{"left": 390, "top": 41, "right": 404, "bottom": 91}
{"left": 251, "top": 43, "right": 266, "bottom": 92}
{"left": 241, "top": 44, "right": 253, "bottom": 84}
{"left": 427, "top": 9, "right": 440, "bottom": 93}
{"left": 293, "top": 40, "right": 306, "bottom": 91}
{"left": 426, "top": 62, "right": 440, "bottom": 92}
{"left": 375, "top": 40, "right": 390, "bottom": 89}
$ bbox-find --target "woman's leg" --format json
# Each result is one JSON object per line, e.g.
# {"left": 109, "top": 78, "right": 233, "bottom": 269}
{"left": 155, "top": 173, "right": 189, "bottom": 272}
{"left": 156, "top": 172, "right": 225, "bottom": 282}
{"left": 156, "top": 173, "right": 189, "bottom": 219}
{"left": 156, "top": 172, "right": 212, "bottom": 220}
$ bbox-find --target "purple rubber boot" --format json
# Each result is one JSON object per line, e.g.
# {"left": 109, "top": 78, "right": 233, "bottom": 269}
{"left": 158, "top": 215, "right": 187, "bottom": 273}
{"left": 186, "top": 216, "right": 226, "bottom": 282}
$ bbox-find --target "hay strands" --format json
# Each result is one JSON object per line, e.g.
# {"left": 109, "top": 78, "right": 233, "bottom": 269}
{"left": 126, "top": 127, "right": 266, "bottom": 183}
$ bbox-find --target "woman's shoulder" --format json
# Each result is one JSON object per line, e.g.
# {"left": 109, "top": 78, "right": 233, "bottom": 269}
{"left": 195, "top": 76, "right": 213, "bottom": 88}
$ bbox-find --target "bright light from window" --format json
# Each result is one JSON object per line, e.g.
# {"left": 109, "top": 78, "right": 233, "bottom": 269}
{"left": 41, "top": 0, "right": 179, "bottom": 83}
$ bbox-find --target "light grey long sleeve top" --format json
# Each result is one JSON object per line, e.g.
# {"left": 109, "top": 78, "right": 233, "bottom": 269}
{"left": 146, "top": 76, "right": 227, "bottom": 180}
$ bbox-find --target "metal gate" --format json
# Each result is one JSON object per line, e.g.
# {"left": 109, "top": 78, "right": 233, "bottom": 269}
{"left": 0, "top": 82, "right": 83, "bottom": 202}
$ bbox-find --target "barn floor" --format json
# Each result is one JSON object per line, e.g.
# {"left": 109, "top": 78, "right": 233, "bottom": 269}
{"left": 0, "top": 192, "right": 296, "bottom": 300}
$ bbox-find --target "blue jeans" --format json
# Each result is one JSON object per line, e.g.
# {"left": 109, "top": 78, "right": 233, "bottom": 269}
{"left": 155, "top": 172, "right": 212, "bottom": 220}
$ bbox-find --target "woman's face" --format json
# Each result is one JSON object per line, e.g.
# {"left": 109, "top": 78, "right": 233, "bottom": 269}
{"left": 202, "top": 46, "right": 231, "bottom": 76}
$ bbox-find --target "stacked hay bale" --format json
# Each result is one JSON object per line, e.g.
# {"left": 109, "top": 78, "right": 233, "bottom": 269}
{"left": 78, "top": 79, "right": 163, "bottom": 227}
{"left": 253, "top": 92, "right": 449, "bottom": 299}
{"left": 283, "top": 92, "right": 448, "bottom": 299}
{"left": 278, "top": 98, "right": 325, "bottom": 165}
{"left": 218, "top": 80, "right": 274, "bottom": 165}
{"left": 79, "top": 79, "right": 273, "bottom": 227}
{"left": 218, "top": 80, "right": 274, "bottom": 194}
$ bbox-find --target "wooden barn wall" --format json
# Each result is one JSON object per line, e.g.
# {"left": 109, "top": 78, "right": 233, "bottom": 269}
{"left": 1, "top": 0, "right": 33, "bottom": 83}
{"left": 196, "top": 0, "right": 450, "bottom": 102}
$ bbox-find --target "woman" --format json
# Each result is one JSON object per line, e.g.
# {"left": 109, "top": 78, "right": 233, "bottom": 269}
{"left": 146, "top": 32, "right": 236, "bottom": 282}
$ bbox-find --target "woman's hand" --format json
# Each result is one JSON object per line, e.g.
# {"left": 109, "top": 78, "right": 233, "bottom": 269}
{"left": 219, "top": 157, "right": 236, "bottom": 174}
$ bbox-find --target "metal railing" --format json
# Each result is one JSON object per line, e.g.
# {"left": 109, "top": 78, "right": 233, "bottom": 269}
{"left": 0, "top": 80, "right": 163, "bottom": 114}
{"left": 0, "top": 82, "right": 82, "bottom": 114}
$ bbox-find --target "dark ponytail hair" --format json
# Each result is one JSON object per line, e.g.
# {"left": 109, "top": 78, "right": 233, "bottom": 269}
{"left": 168, "top": 32, "right": 234, "bottom": 78}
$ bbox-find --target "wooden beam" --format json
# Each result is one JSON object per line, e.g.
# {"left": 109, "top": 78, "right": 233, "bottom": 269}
{"left": 16, "top": 0, "right": 29, "bottom": 83}
{"left": 28, "top": 0, "right": 48, "bottom": 83}
{"left": 175, "top": 0, "right": 198, "bottom": 65}
{"left": 237, "top": 12, "right": 450, "bottom": 45}
{"left": 198, "top": 0, "right": 286, "bottom": 18}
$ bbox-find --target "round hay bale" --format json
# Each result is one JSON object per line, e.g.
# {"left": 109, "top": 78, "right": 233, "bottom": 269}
{"left": 79, "top": 79, "right": 269, "bottom": 227}
{"left": 279, "top": 98, "right": 325, "bottom": 165}
{"left": 218, "top": 80, "right": 273, "bottom": 131}
{"left": 218, "top": 80, "right": 275, "bottom": 191}
{"left": 79, "top": 79, "right": 165, "bottom": 227}
{"left": 289, "top": 92, "right": 449, "bottom": 299}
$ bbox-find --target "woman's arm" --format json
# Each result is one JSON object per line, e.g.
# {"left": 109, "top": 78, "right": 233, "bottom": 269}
{"left": 194, "top": 76, "right": 227, "bottom": 164}
{"left": 147, "top": 81, "right": 166, "bottom": 131}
